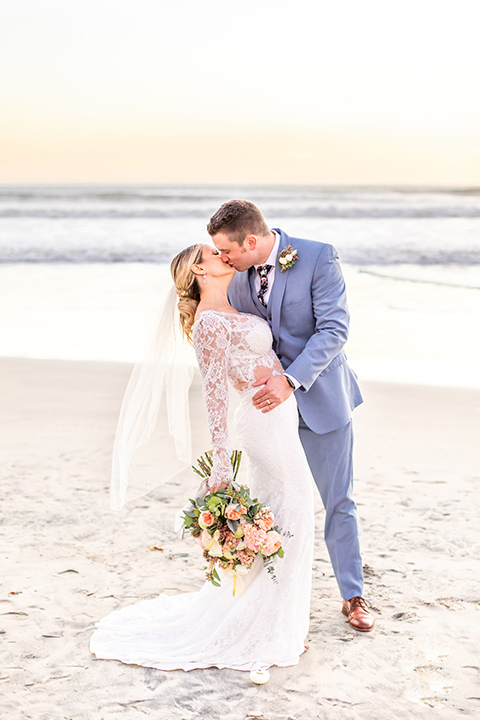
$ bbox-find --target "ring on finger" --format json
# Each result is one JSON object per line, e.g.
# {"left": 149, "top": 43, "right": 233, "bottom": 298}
{"left": 266, "top": 399, "right": 271, "bottom": 405}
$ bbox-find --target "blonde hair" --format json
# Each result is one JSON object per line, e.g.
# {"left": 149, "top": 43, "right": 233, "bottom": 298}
{"left": 170, "top": 243, "right": 204, "bottom": 342}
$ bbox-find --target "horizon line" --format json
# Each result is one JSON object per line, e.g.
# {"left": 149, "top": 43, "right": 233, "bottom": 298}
{"left": 0, "top": 181, "right": 479, "bottom": 191}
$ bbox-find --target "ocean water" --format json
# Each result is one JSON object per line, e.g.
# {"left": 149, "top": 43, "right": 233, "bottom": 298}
{"left": 1, "top": 185, "right": 479, "bottom": 386}
{"left": 0, "top": 184, "right": 479, "bottom": 268}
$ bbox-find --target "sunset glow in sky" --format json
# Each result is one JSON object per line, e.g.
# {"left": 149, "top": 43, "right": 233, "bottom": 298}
{"left": 1, "top": 0, "right": 479, "bottom": 184}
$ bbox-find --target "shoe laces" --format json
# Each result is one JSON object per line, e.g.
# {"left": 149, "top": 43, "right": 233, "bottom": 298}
{"left": 349, "top": 596, "right": 368, "bottom": 611}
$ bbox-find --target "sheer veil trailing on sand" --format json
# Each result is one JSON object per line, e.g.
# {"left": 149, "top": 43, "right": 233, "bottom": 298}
{"left": 110, "top": 286, "right": 196, "bottom": 510}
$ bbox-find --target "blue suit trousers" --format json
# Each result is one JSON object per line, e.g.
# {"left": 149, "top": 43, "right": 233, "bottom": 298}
{"left": 298, "top": 415, "right": 364, "bottom": 600}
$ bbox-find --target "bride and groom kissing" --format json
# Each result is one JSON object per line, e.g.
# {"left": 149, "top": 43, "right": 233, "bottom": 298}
{"left": 208, "top": 200, "right": 374, "bottom": 633}
{"left": 90, "top": 198, "right": 374, "bottom": 677}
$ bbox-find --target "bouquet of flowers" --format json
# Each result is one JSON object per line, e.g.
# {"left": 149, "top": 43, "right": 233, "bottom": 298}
{"left": 180, "top": 450, "right": 286, "bottom": 596}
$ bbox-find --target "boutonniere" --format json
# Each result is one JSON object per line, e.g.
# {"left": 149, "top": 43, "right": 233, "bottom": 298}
{"left": 278, "top": 245, "right": 298, "bottom": 273}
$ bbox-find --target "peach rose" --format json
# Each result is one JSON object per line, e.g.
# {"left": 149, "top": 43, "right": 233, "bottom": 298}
{"left": 262, "top": 530, "right": 282, "bottom": 556}
{"left": 198, "top": 511, "right": 215, "bottom": 529}
{"left": 254, "top": 511, "right": 274, "bottom": 532}
{"left": 225, "top": 504, "right": 247, "bottom": 521}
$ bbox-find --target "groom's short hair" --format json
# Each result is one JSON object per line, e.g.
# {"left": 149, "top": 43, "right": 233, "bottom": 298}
{"left": 207, "top": 200, "right": 270, "bottom": 244}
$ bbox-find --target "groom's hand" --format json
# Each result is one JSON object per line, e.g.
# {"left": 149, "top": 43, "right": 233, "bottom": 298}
{"left": 252, "top": 375, "right": 293, "bottom": 413}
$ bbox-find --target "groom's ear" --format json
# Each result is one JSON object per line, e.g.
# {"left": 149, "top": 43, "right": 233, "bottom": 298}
{"left": 244, "top": 234, "right": 257, "bottom": 251}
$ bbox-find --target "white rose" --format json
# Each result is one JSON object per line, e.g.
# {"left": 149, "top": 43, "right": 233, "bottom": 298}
{"left": 285, "top": 254, "right": 293, "bottom": 262}
{"left": 201, "top": 528, "right": 221, "bottom": 550}
{"left": 235, "top": 564, "right": 251, "bottom": 576}
{"left": 279, "top": 256, "right": 287, "bottom": 265}
{"left": 208, "top": 541, "right": 224, "bottom": 557}
{"left": 201, "top": 529, "right": 213, "bottom": 548}
{"left": 204, "top": 529, "right": 223, "bottom": 556}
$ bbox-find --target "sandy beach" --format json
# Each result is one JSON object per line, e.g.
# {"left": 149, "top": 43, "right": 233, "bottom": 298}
{"left": 2, "top": 8, "right": 480, "bottom": 716}
{"left": 1, "top": 357, "right": 479, "bottom": 720}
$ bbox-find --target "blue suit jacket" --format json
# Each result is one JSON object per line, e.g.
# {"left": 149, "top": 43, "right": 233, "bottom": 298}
{"left": 228, "top": 228, "right": 363, "bottom": 434}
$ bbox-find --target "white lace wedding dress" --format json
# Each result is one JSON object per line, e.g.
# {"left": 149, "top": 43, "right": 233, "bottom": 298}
{"left": 90, "top": 310, "right": 314, "bottom": 672}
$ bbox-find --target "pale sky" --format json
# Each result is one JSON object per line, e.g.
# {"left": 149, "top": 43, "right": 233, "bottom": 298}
{"left": 1, "top": 0, "right": 479, "bottom": 185}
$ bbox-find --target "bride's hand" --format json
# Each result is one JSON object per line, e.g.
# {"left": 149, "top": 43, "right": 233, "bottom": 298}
{"left": 207, "top": 478, "right": 229, "bottom": 493}
{"left": 252, "top": 375, "right": 293, "bottom": 413}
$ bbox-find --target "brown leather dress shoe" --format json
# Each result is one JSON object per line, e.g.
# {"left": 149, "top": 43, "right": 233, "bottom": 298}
{"left": 342, "top": 596, "right": 375, "bottom": 632}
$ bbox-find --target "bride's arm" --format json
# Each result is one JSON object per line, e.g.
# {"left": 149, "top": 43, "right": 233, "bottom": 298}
{"left": 193, "top": 312, "right": 234, "bottom": 492}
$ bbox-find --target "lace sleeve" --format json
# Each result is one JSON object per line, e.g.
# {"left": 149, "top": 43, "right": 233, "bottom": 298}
{"left": 193, "top": 311, "right": 234, "bottom": 491}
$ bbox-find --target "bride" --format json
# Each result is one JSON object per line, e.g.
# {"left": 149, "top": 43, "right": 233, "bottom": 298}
{"left": 90, "top": 243, "right": 315, "bottom": 675}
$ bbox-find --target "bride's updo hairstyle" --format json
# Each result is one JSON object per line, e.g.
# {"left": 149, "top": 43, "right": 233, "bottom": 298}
{"left": 170, "top": 243, "right": 204, "bottom": 343}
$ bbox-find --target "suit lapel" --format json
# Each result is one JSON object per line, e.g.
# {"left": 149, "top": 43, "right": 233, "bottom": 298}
{"left": 270, "top": 228, "right": 290, "bottom": 340}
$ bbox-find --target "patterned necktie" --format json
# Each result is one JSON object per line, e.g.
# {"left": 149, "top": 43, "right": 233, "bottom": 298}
{"left": 257, "top": 264, "right": 273, "bottom": 308}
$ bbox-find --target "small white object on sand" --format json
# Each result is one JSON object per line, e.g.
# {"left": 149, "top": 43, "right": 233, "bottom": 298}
{"left": 250, "top": 669, "right": 270, "bottom": 684}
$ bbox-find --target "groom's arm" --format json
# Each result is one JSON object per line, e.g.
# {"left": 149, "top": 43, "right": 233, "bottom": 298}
{"left": 252, "top": 243, "right": 348, "bottom": 411}
{"left": 285, "top": 243, "right": 350, "bottom": 392}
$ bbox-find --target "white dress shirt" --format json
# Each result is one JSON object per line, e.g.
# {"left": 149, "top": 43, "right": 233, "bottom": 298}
{"left": 253, "top": 230, "right": 280, "bottom": 305}
{"left": 253, "top": 230, "right": 301, "bottom": 390}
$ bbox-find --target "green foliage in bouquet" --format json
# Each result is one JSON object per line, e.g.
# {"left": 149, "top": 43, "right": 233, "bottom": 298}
{"left": 181, "top": 450, "right": 286, "bottom": 593}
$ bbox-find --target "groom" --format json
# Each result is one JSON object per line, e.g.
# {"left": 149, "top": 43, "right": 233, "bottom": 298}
{"left": 208, "top": 200, "right": 374, "bottom": 632}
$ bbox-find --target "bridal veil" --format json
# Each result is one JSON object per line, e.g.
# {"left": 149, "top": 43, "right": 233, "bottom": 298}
{"left": 110, "top": 286, "right": 196, "bottom": 510}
